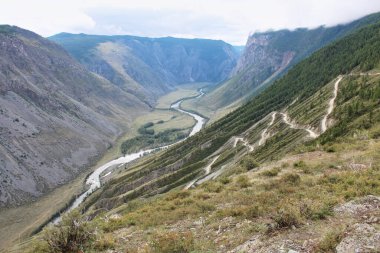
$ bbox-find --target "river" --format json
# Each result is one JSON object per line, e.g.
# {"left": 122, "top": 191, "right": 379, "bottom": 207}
{"left": 53, "top": 89, "right": 206, "bottom": 222}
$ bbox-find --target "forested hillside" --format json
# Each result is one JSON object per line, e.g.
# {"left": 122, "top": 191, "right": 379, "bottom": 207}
{"left": 187, "top": 12, "right": 380, "bottom": 120}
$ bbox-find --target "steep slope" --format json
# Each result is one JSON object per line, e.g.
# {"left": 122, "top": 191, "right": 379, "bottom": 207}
{"left": 49, "top": 33, "right": 239, "bottom": 105}
{"left": 190, "top": 12, "right": 380, "bottom": 117}
{"left": 82, "top": 20, "right": 380, "bottom": 215}
{"left": 0, "top": 25, "right": 149, "bottom": 207}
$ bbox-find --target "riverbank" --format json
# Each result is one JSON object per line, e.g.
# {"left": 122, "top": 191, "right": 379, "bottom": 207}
{"left": 1, "top": 85, "right": 208, "bottom": 252}
{"left": 51, "top": 88, "right": 207, "bottom": 223}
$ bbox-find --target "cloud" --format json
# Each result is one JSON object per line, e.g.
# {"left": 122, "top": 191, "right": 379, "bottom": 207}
{"left": 0, "top": 0, "right": 380, "bottom": 45}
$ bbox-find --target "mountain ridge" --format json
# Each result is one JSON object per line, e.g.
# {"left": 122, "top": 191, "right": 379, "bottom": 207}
{"left": 49, "top": 33, "right": 239, "bottom": 106}
{"left": 187, "top": 12, "right": 380, "bottom": 120}
{"left": 0, "top": 25, "right": 150, "bottom": 207}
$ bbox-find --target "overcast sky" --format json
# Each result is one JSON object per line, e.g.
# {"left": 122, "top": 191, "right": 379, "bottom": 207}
{"left": 1, "top": 0, "right": 380, "bottom": 45}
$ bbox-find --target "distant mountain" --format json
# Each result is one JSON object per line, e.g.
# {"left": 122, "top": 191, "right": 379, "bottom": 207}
{"left": 199, "top": 12, "right": 380, "bottom": 112}
{"left": 49, "top": 33, "right": 239, "bottom": 105}
{"left": 0, "top": 25, "right": 149, "bottom": 207}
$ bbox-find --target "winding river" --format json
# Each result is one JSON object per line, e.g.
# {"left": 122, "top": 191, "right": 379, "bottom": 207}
{"left": 53, "top": 89, "right": 206, "bottom": 222}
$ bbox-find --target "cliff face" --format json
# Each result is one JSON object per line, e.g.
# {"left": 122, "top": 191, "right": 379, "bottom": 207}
{"left": 50, "top": 34, "right": 239, "bottom": 105}
{"left": 0, "top": 26, "right": 148, "bottom": 207}
{"left": 201, "top": 13, "right": 380, "bottom": 111}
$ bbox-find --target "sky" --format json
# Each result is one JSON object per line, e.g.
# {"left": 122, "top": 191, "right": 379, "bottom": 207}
{"left": 1, "top": 0, "right": 380, "bottom": 45}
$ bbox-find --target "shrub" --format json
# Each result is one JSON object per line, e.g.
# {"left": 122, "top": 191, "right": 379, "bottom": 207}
{"left": 43, "top": 211, "right": 95, "bottom": 253}
{"left": 273, "top": 205, "right": 302, "bottom": 229}
{"left": 317, "top": 229, "right": 344, "bottom": 252}
{"left": 219, "top": 177, "right": 231, "bottom": 184}
{"left": 244, "top": 205, "right": 262, "bottom": 219}
{"left": 325, "top": 145, "right": 336, "bottom": 153}
{"left": 241, "top": 157, "right": 260, "bottom": 171}
{"left": 281, "top": 162, "right": 290, "bottom": 168}
{"left": 93, "top": 233, "right": 116, "bottom": 250}
{"left": 293, "top": 160, "right": 306, "bottom": 168}
{"left": 281, "top": 173, "right": 301, "bottom": 185}
{"left": 261, "top": 167, "right": 281, "bottom": 177}
{"left": 236, "top": 175, "right": 251, "bottom": 188}
{"left": 203, "top": 182, "right": 223, "bottom": 193}
{"left": 165, "top": 191, "right": 191, "bottom": 201}
{"left": 150, "top": 231, "right": 194, "bottom": 253}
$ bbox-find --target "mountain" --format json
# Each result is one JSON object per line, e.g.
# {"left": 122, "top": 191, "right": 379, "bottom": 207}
{"left": 82, "top": 19, "right": 380, "bottom": 211}
{"left": 191, "top": 12, "right": 380, "bottom": 117}
{"left": 49, "top": 33, "right": 239, "bottom": 105}
{"left": 7, "top": 11, "right": 378, "bottom": 252}
{"left": 0, "top": 25, "right": 150, "bottom": 207}
{"left": 30, "top": 19, "right": 380, "bottom": 253}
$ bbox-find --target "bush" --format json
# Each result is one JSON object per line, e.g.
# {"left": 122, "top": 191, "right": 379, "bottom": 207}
{"left": 93, "top": 233, "right": 116, "bottom": 250}
{"left": 150, "top": 231, "right": 194, "bottom": 253}
{"left": 281, "top": 173, "right": 301, "bottom": 185}
{"left": 43, "top": 211, "right": 95, "bottom": 253}
{"left": 241, "top": 157, "right": 260, "bottom": 171}
{"left": 273, "top": 205, "right": 302, "bottom": 229}
{"left": 261, "top": 167, "right": 281, "bottom": 177}
{"left": 293, "top": 160, "right": 306, "bottom": 168}
{"left": 317, "top": 229, "right": 344, "bottom": 252}
{"left": 245, "top": 205, "right": 262, "bottom": 219}
{"left": 325, "top": 145, "right": 336, "bottom": 153}
{"left": 236, "top": 175, "right": 251, "bottom": 188}
{"left": 203, "top": 182, "right": 223, "bottom": 193}
{"left": 219, "top": 177, "right": 231, "bottom": 184}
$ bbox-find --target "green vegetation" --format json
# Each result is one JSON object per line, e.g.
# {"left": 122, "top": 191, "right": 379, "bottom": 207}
{"left": 121, "top": 128, "right": 188, "bottom": 154}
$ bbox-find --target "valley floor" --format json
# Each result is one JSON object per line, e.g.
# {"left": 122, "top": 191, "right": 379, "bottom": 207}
{"left": 0, "top": 83, "right": 208, "bottom": 252}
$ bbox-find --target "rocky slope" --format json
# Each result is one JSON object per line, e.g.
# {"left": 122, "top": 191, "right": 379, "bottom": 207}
{"left": 0, "top": 25, "right": 149, "bottom": 207}
{"left": 49, "top": 33, "right": 239, "bottom": 105}
{"left": 196, "top": 12, "right": 380, "bottom": 113}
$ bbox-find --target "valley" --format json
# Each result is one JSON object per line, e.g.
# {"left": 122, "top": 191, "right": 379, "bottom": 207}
{"left": 0, "top": 83, "right": 209, "bottom": 251}
{"left": 1, "top": 8, "right": 380, "bottom": 253}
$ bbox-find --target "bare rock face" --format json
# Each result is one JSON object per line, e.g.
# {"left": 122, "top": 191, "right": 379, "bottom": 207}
{"left": 0, "top": 26, "right": 149, "bottom": 207}
{"left": 334, "top": 195, "right": 380, "bottom": 215}
{"left": 334, "top": 195, "right": 380, "bottom": 253}
{"left": 336, "top": 223, "right": 380, "bottom": 253}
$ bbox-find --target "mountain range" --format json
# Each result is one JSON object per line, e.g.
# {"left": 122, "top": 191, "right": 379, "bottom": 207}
{"left": 49, "top": 33, "right": 239, "bottom": 106}
{"left": 0, "top": 11, "right": 380, "bottom": 253}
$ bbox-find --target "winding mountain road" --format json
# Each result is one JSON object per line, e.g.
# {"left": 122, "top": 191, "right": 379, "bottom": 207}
{"left": 321, "top": 76, "right": 343, "bottom": 133}
{"left": 258, "top": 112, "right": 277, "bottom": 146}
{"left": 184, "top": 155, "right": 220, "bottom": 189}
